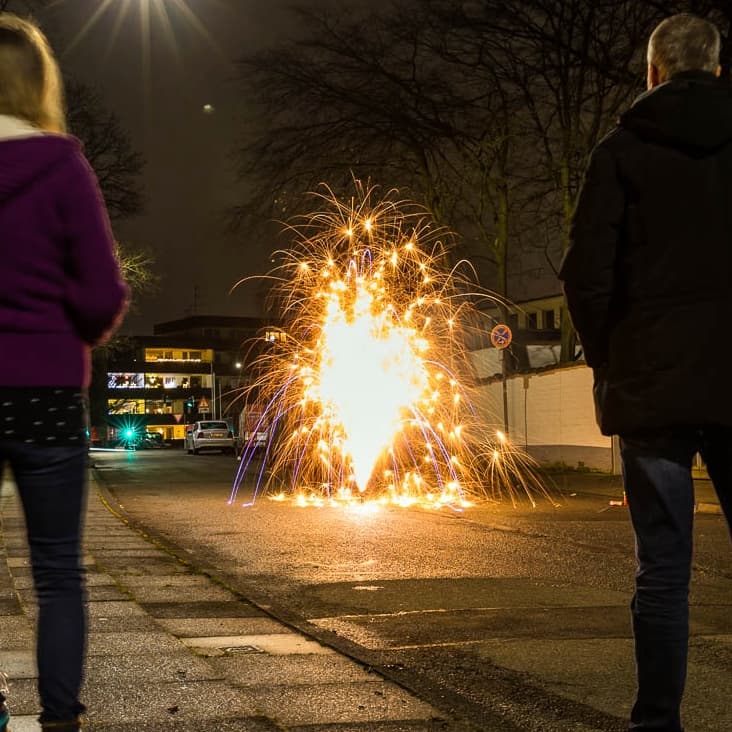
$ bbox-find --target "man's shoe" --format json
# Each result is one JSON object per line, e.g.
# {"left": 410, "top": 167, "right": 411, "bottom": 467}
{"left": 40, "top": 720, "right": 80, "bottom": 731}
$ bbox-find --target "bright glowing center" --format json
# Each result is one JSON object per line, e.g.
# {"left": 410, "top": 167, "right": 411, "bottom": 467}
{"left": 316, "top": 284, "right": 428, "bottom": 490}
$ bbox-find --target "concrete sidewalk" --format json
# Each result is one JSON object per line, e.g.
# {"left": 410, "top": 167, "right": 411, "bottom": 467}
{"left": 0, "top": 473, "right": 455, "bottom": 732}
{"left": 549, "top": 469, "right": 725, "bottom": 513}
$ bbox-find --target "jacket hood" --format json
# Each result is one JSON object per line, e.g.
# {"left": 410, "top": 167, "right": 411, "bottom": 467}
{"left": 620, "top": 71, "right": 732, "bottom": 152}
{"left": 0, "top": 130, "right": 81, "bottom": 204}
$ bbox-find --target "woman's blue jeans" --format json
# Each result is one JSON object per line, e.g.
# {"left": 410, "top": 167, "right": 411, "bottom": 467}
{"left": 621, "top": 426, "right": 732, "bottom": 732}
{"left": 0, "top": 441, "right": 87, "bottom": 723}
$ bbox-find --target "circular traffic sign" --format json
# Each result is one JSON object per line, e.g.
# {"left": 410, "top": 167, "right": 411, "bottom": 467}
{"left": 490, "top": 323, "right": 512, "bottom": 349}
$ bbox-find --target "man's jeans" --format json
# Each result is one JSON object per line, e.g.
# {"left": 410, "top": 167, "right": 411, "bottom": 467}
{"left": 0, "top": 441, "right": 87, "bottom": 723}
{"left": 620, "top": 426, "right": 732, "bottom": 732}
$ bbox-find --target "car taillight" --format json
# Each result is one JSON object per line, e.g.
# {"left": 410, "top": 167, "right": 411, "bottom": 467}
{"left": 196, "top": 431, "right": 205, "bottom": 439}
{"left": 228, "top": 430, "right": 234, "bottom": 438}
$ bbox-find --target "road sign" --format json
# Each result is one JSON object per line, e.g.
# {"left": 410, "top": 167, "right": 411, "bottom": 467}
{"left": 198, "top": 397, "right": 210, "bottom": 413}
{"left": 490, "top": 324, "right": 512, "bottom": 349}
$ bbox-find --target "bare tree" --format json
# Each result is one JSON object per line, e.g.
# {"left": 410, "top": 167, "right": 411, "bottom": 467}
{"left": 234, "top": 0, "right": 732, "bottom": 361}
{"left": 65, "top": 81, "right": 144, "bottom": 221}
{"left": 234, "top": 1, "right": 524, "bottom": 310}
{"left": 0, "top": 0, "right": 34, "bottom": 10}
{"left": 0, "top": 0, "right": 145, "bottom": 220}
{"left": 491, "top": 0, "right": 732, "bottom": 360}
{"left": 458, "top": 0, "right": 654, "bottom": 361}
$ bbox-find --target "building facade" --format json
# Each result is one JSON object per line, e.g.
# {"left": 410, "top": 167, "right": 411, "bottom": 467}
{"left": 96, "top": 315, "right": 276, "bottom": 445}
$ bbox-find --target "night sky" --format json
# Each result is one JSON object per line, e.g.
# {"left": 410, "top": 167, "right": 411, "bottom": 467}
{"left": 36, "top": 0, "right": 328, "bottom": 334}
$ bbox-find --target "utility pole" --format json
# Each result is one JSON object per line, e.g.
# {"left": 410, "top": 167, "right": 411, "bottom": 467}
{"left": 490, "top": 323, "right": 513, "bottom": 435}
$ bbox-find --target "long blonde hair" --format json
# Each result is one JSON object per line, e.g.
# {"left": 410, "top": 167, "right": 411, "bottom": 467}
{"left": 0, "top": 13, "right": 66, "bottom": 133}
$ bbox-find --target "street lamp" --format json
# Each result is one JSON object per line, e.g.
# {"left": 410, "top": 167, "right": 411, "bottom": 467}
{"left": 210, "top": 357, "right": 216, "bottom": 420}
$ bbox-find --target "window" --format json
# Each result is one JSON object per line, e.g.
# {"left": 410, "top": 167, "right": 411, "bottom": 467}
{"left": 543, "top": 309, "right": 556, "bottom": 329}
{"left": 108, "top": 373, "right": 143, "bottom": 389}
{"left": 146, "top": 399, "right": 173, "bottom": 415}
{"left": 526, "top": 312, "right": 538, "bottom": 329}
{"left": 107, "top": 399, "right": 144, "bottom": 414}
{"left": 144, "top": 348, "right": 213, "bottom": 363}
{"left": 265, "top": 330, "right": 287, "bottom": 343}
{"left": 199, "top": 421, "right": 229, "bottom": 431}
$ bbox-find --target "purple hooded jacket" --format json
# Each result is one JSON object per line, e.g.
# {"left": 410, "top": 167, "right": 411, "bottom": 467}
{"left": 0, "top": 132, "right": 129, "bottom": 388}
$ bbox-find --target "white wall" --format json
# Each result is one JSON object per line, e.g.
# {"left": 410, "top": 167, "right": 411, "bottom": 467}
{"left": 469, "top": 352, "right": 616, "bottom": 472}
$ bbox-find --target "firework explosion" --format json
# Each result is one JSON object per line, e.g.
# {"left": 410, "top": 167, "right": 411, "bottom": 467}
{"left": 230, "top": 185, "right": 552, "bottom": 509}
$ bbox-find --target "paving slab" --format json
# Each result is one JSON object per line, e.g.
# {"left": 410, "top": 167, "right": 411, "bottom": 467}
{"left": 286, "top": 723, "right": 463, "bottom": 732}
{"left": 4, "top": 678, "right": 39, "bottom": 715}
{"left": 11, "top": 572, "right": 115, "bottom": 589}
{"left": 211, "top": 653, "right": 379, "bottom": 687}
{"left": 87, "top": 718, "right": 280, "bottom": 732}
{"left": 0, "top": 651, "right": 35, "bottom": 679}
{"left": 156, "top": 616, "right": 290, "bottom": 638}
{"left": 246, "top": 681, "right": 443, "bottom": 727}
{"left": 94, "top": 558, "right": 193, "bottom": 576}
{"left": 87, "top": 630, "right": 188, "bottom": 656}
{"left": 140, "top": 600, "right": 266, "bottom": 619}
{"left": 86, "top": 601, "right": 149, "bottom": 618}
{"left": 182, "top": 634, "right": 337, "bottom": 657}
{"left": 5, "top": 715, "right": 41, "bottom": 732}
{"left": 16, "top": 586, "right": 132, "bottom": 606}
{"left": 88, "top": 613, "right": 159, "bottom": 633}
{"left": 0, "top": 598, "right": 23, "bottom": 614}
{"left": 90, "top": 549, "right": 172, "bottom": 558}
{"left": 81, "top": 680, "right": 261, "bottom": 724}
{"left": 85, "top": 537, "right": 173, "bottom": 549}
{"left": 0, "top": 618, "right": 34, "bottom": 650}
{"left": 114, "top": 576, "right": 238, "bottom": 602}
{"left": 85, "top": 651, "right": 220, "bottom": 684}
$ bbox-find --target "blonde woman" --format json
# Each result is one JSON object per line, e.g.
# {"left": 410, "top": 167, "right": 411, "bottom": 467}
{"left": 0, "top": 13, "right": 129, "bottom": 732}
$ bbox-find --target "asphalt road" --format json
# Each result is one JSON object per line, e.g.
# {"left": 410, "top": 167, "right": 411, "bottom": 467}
{"left": 90, "top": 449, "right": 732, "bottom": 732}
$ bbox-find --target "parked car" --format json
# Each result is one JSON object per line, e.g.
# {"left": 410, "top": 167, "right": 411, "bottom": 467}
{"left": 185, "top": 420, "right": 235, "bottom": 455}
{"left": 138, "top": 431, "right": 164, "bottom": 449}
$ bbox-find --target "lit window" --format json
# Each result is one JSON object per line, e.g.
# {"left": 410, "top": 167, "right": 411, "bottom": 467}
{"left": 108, "top": 373, "right": 143, "bottom": 389}
{"left": 107, "top": 399, "right": 144, "bottom": 414}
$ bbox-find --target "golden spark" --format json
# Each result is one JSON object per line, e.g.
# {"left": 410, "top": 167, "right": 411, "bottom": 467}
{"left": 231, "top": 183, "right": 555, "bottom": 510}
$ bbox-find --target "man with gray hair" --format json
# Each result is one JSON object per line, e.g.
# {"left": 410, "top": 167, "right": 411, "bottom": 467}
{"left": 560, "top": 13, "right": 732, "bottom": 732}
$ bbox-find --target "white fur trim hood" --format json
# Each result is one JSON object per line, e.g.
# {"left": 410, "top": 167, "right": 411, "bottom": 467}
{"left": 0, "top": 114, "right": 43, "bottom": 140}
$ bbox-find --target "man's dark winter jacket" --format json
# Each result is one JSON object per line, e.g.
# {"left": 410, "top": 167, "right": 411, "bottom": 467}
{"left": 559, "top": 71, "right": 732, "bottom": 436}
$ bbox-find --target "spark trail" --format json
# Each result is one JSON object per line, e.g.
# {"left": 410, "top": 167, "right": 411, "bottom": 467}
{"left": 230, "top": 184, "right": 554, "bottom": 509}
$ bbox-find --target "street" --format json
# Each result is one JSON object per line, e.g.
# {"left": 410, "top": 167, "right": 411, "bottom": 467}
{"left": 90, "top": 450, "right": 732, "bottom": 732}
